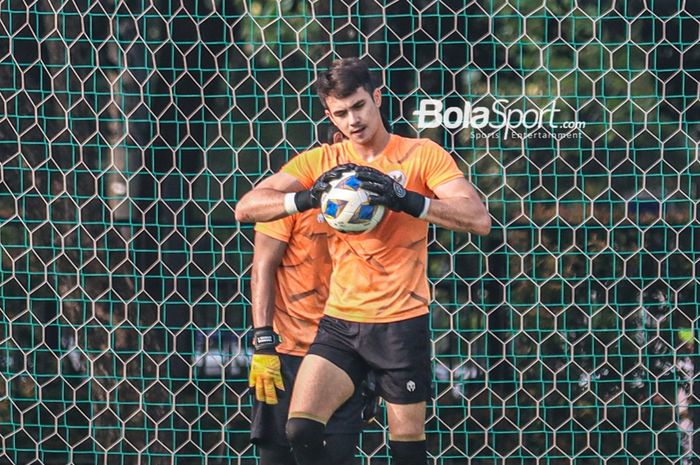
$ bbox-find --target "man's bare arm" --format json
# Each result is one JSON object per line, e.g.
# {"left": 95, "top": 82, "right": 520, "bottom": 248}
{"left": 251, "top": 232, "right": 288, "bottom": 328}
{"left": 355, "top": 167, "right": 491, "bottom": 235}
{"left": 427, "top": 177, "right": 491, "bottom": 235}
{"left": 235, "top": 172, "right": 305, "bottom": 223}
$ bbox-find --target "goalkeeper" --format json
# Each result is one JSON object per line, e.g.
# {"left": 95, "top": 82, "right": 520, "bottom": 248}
{"left": 237, "top": 58, "right": 491, "bottom": 465}
{"left": 248, "top": 125, "right": 377, "bottom": 465}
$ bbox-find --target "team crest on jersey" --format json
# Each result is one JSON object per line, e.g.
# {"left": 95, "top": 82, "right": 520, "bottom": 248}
{"left": 388, "top": 170, "right": 406, "bottom": 186}
{"left": 316, "top": 213, "right": 325, "bottom": 223}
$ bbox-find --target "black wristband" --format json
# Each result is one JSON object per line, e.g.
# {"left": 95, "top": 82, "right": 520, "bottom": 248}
{"left": 400, "top": 190, "right": 427, "bottom": 218}
{"left": 293, "top": 190, "right": 314, "bottom": 212}
{"left": 253, "top": 326, "right": 279, "bottom": 353}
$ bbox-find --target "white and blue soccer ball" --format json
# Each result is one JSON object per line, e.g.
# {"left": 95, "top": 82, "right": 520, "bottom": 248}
{"left": 320, "top": 171, "right": 385, "bottom": 233}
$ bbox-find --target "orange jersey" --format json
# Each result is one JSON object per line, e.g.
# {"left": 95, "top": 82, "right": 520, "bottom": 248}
{"left": 283, "top": 134, "right": 464, "bottom": 323}
{"left": 254, "top": 210, "right": 331, "bottom": 355}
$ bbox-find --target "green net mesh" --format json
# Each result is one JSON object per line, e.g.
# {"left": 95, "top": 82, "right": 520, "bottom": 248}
{"left": 0, "top": 0, "right": 698, "bottom": 464}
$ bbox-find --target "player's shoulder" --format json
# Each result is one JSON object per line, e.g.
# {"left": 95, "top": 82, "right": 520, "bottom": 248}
{"left": 284, "top": 144, "right": 333, "bottom": 176}
{"left": 293, "top": 144, "right": 325, "bottom": 162}
{"left": 296, "top": 142, "right": 347, "bottom": 163}
{"left": 415, "top": 136, "right": 448, "bottom": 153}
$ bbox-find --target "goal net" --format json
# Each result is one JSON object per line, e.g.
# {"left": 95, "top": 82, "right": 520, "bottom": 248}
{"left": 0, "top": 1, "right": 698, "bottom": 464}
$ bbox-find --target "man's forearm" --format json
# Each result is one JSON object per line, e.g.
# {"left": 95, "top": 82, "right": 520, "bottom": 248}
{"left": 251, "top": 264, "right": 277, "bottom": 328}
{"left": 250, "top": 233, "right": 288, "bottom": 330}
{"left": 235, "top": 188, "right": 291, "bottom": 223}
{"left": 423, "top": 197, "right": 491, "bottom": 235}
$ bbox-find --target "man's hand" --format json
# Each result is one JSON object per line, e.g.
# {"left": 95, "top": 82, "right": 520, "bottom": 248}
{"left": 249, "top": 353, "right": 285, "bottom": 404}
{"left": 249, "top": 327, "right": 285, "bottom": 405}
{"left": 292, "top": 163, "right": 357, "bottom": 212}
{"left": 354, "top": 166, "right": 429, "bottom": 218}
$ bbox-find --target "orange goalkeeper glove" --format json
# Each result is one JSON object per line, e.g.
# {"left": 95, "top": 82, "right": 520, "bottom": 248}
{"left": 249, "top": 327, "right": 285, "bottom": 405}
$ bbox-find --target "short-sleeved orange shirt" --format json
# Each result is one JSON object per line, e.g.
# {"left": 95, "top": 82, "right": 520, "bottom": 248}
{"left": 282, "top": 134, "right": 464, "bottom": 323}
{"left": 254, "top": 210, "right": 331, "bottom": 355}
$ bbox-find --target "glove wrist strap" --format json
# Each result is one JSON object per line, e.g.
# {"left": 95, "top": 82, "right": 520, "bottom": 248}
{"left": 253, "top": 326, "right": 279, "bottom": 353}
{"left": 284, "top": 193, "right": 300, "bottom": 214}
{"left": 418, "top": 197, "right": 431, "bottom": 219}
{"left": 401, "top": 191, "right": 428, "bottom": 218}
{"left": 293, "top": 191, "right": 314, "bottom": 213}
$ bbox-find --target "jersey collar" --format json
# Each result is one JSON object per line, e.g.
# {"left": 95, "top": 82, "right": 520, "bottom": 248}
{"left": 346, "top": 133, "right": 399, "bottom": 165}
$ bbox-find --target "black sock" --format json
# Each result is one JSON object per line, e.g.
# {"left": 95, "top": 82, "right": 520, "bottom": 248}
{"left": 286, "top": 417, "right": 327, "bottom": 465}
{"left": 389, "top": 439, "right": 427, "bottom": 465}
{"left": 259, "top": 443, "right": 295, "bottom": 465}
{"left": 324, "top": 433, "right": 359, "bottom": 465}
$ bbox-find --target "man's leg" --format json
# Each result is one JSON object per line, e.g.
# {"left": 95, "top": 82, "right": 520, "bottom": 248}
{"left": 250, "top": 355, "right": 303, "bottom": 464}
{"left": 358, "top": 315, "right": 432, "bottom": 465}
{"left": 258, "top": 444, "right": 295, "bottom": 465}
{"left": 323, "top": 365, "right": 366, "bottom": 465}
{"left": 386, "top": 401, "right": 427, "bottom": 465}
{"left": 324, "top": 433, "right": 360, "bottom": 465}
{"left": 285, "top": 354, "right": 355, "bottom": 465}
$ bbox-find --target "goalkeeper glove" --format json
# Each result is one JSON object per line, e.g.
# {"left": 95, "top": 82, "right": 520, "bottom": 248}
{"left": 249, "top": 326, "right": 285, "bottom": 405}
{"left": 354, "top": 166, "right": 430, "bottom": 218}
{"left": 288, "top": 163, "right": 357, "bottom": 213}
{"left": 360, "top": 371, "right": 380, "bottom": 424}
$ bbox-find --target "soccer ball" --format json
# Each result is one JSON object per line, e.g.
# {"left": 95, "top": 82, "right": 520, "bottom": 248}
{"left": 320, "top": 171, "right": 385, "bottom": 233}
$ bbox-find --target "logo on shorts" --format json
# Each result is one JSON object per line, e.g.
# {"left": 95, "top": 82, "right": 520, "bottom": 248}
{"left": 406, "top": 380, "right": 416, "bottom": 392}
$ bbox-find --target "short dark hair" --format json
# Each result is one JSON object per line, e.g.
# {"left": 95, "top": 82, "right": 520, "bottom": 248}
{"left": 315, "top": 58, "right": 378, "bottom": 109}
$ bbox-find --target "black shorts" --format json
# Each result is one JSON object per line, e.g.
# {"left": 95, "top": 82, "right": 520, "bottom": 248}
{"left": 307, "top": 314, "right": 431, "bottom": 404}
{"left": 250, "top": 353, "right": 364, "bottom": 447}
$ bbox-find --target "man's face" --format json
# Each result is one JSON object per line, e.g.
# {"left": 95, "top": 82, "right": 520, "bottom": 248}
{"left": 325, "top": 87, "right": 382, "bottom": 145}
